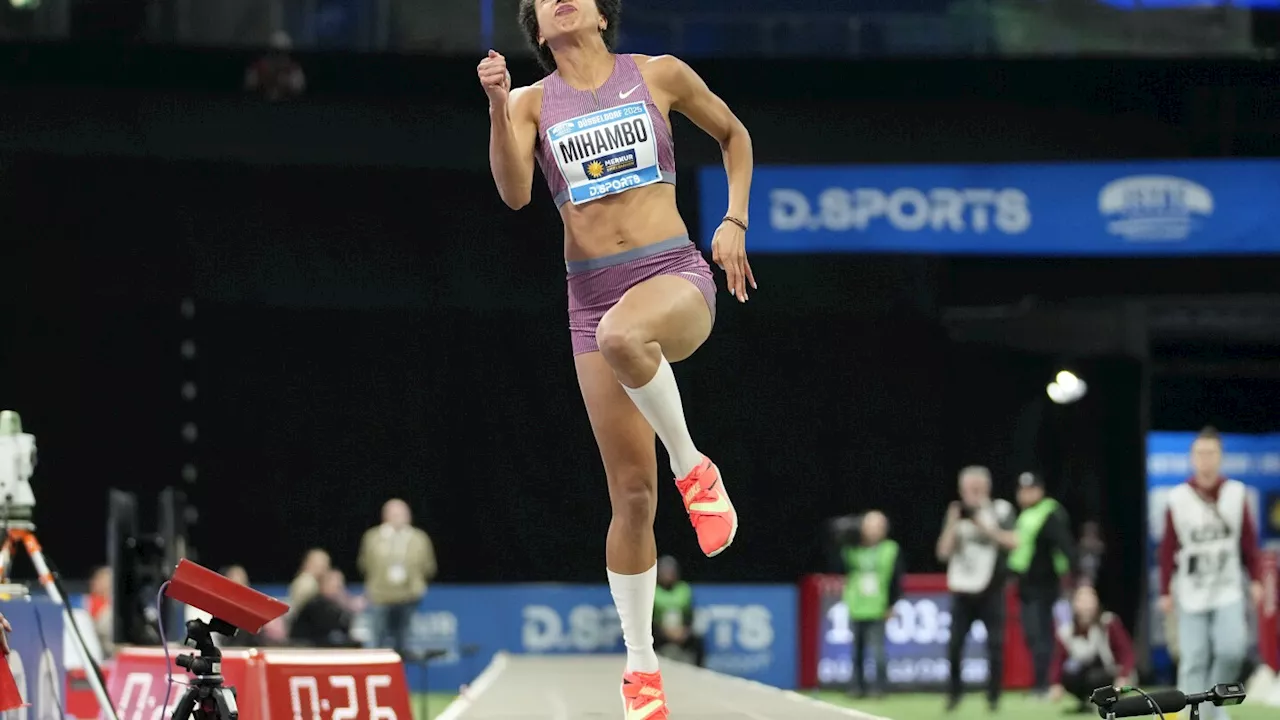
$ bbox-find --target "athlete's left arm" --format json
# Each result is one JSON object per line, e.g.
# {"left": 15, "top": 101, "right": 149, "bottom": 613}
{"left": 649, "top": 55, "right": 756, "bottom": 302}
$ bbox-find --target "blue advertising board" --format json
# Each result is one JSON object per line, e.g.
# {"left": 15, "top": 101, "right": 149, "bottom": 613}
{"left": 1145, "top": 432, "right": 1280, "bottom": 679}
{"left": 257, "top": 583, "right": 797, "bottom": 693}
{"left": 0, "top": 597, "right": 65, "bottom": 720}
{"left": 698, "top": 160, "right": 1280, "bottom": 256}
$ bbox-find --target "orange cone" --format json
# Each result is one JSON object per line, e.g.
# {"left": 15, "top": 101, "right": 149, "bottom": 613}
{"left": 0, "top": 652, "right": 27, "bottom": 711}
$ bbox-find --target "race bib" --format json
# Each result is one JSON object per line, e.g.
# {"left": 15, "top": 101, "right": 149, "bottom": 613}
{"left": 545, "top": 101, "right": 662, "bottom": 205}
{"left": 859, "top": 572, "right": 879, "bottom": 596}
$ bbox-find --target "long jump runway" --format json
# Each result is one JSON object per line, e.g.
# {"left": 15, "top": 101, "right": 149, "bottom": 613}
{"left": 436, "top": 653, "right": 892, "bottom": 720}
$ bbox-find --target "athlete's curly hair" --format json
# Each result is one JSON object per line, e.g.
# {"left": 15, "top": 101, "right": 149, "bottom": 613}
{"left": 518, "top": 0, "right": 622, "bottom": 74}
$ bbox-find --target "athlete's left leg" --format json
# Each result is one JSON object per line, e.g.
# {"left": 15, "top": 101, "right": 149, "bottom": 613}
{"left": 595, "top": 274, "right": 737, "bottom": 557}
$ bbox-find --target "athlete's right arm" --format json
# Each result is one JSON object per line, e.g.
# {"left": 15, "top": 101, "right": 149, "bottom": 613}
{"left": 488, "top": 88, "right": 539, "bottom": 210}
{"left": 478, "top": 50, "right": 539, "bottom": 210}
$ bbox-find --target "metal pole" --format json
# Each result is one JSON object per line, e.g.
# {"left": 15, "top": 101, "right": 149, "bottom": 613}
{"left": 24, "top": 537, "right": 119, "bottom": 720}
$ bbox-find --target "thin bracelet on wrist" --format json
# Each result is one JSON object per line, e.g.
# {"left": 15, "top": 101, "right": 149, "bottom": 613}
{"left": 722, "top": 215, "right": 748, "bottom": 232}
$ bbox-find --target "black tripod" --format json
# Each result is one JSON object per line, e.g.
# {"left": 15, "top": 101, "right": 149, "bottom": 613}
{"left": 172, "top": 618, "right": 240, "bottom": 720}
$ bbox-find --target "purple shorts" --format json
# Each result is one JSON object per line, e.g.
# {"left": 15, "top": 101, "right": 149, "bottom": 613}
{"left": 566, "top": 235, "right": 717, "bottom": 355}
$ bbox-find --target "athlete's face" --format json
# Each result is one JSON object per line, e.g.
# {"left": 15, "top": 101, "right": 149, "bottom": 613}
{"left": 535, "top": 0, "right": 605, "bottom": 47}
{"left": 1191, "top": 437, "right": 1222, "bottom": 482}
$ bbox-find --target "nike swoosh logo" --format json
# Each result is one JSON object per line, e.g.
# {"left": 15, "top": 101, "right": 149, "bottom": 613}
{"left": 688, "top": 479, "right": 731, "bottom": 514}
{"left": 619, "top": 84, "right": 642, "bottom": 100}
{"left": 626, "top": 699, "right": 666, "bottom": 720}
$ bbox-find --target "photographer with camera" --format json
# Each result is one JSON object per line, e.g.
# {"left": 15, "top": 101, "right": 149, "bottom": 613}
{"left": 841, "top": 511, "right": 903, "bottom": 699}
{"left": 652, "top": 556, "right": 705, "bottom": 667}
{"left": 936, "top": 466, "right": 1017, "bottom": 713}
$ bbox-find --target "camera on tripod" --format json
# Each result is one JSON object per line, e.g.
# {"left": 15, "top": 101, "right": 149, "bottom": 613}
{"left": 164, "top": 560, "right": 289, "bottom": 720}
{"left": 175, "top": 616, "right": 237, "bottom": 675}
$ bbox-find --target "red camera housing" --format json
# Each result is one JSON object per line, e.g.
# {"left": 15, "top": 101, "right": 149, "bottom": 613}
{"left": 166, "top": 559, "right": 289, "bottom": 633}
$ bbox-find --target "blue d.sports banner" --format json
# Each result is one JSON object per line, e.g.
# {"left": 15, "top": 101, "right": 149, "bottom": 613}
{"left": 699, "top": 160, "right": 1280, "bottom": 255}
{"left": 256, "top": 583, "right": 797, "bottom": 693}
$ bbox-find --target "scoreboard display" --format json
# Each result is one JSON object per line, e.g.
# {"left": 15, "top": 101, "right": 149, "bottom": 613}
{"left": 813, "top": 580, "right": 993, "bottom": 690}
{"left": 801, "top": 574, "right": 1061, "bottom": 691}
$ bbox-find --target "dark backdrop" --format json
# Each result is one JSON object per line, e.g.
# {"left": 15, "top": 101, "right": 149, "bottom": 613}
{"left": 2, "top": 47, "right": 1280, "bottom": 637}
{"left": 0, "top": 153, "right": 1146, "bottom": 633}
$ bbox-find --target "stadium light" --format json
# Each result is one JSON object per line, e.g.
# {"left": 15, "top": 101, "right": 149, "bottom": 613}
{"left": 1047, "top": 370, "right": 1087, "bottom": 405}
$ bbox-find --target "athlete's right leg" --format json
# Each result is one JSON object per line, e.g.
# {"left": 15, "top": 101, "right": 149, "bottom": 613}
{"left": 596, "top": 275, "right": 736, "bottom": 558}
{"left": 1177, "top": 607, "right": 1212, "bottom": 719}
{"left": 575, "top": 351, "right": 669, "bottom": 719}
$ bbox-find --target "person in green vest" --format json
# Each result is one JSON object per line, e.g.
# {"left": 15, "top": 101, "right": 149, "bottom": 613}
{"left": 841, "top": 510, "right": 904, "bottom": 698}
{"left": 652, "top": 556, "right": 704, "bottom": 666}
{"left": 1007, "top": 472, "right": 1078, "bottom": 699}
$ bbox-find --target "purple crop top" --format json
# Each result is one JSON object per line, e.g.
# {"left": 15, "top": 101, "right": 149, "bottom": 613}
{"left": 534, "top": 54, "right": 677, "bottom": 208}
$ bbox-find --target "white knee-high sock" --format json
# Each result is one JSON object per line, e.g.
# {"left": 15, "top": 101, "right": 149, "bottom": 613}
{"left": 608, "top": 564, "right": 660, "bottom": 673}
{"left": 623, "top": 356, "right": 703, "bottom": 479}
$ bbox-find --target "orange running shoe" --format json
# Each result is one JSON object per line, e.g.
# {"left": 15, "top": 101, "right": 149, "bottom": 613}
{"left": 621, "top": 670, "right": 669, "bottom": 719}
{"left": 676, "top": 457, "right": 738, "bottom": 557}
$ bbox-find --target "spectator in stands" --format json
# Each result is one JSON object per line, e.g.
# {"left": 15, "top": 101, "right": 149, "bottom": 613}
{"left": 937, "top": 466, "right": 1017, "bottom": 712}
{"left": 1077, "top": 521, "right": 1105, "bottom": 587}
{"left": 87, "top": 566, "right": 113, "bottom": 655}
{"left": 244, "top": 31, "right": 305, "bottom": 102}
{"left": 358, "top": 498, "right": 437, "bottom": 655}
{"left": 1009, "top": 471, "right": 1079, "bottom": 699}
{"left": 217, "top": 565, "right": 285, "bottom": 647}
{"left": 289, "top": 569, "right": 360, "bottom": 648}
{"left": 289, "top": 548, "right": 331, "bottom": 618}
{"left": 652, "top": 556, "right": 704, "bottom": 667}
{"left": 1049, "top": 585, "right": 1135, "bottom": 713}
{"left": 842, "top": 510, "right": 903, "bottom": 699}
{"left": 223, "top": 564, "right": 249, "bottom": 587}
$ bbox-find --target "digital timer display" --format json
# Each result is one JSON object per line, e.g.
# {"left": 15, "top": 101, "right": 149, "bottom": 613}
{"left": 815, "top": 589, "right": 992, "bottom": 690}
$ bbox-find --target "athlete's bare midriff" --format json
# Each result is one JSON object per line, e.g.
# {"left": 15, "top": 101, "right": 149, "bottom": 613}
{"left": 560, "top": 183, "right": 689, "bottom": 262}
{"left": 531, "top": 54, "right": 689, "bottom": 263}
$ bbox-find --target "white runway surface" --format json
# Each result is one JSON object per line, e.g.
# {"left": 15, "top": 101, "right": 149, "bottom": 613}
{"left": 436, "top": 653, "right": 892, "bottom": 720}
